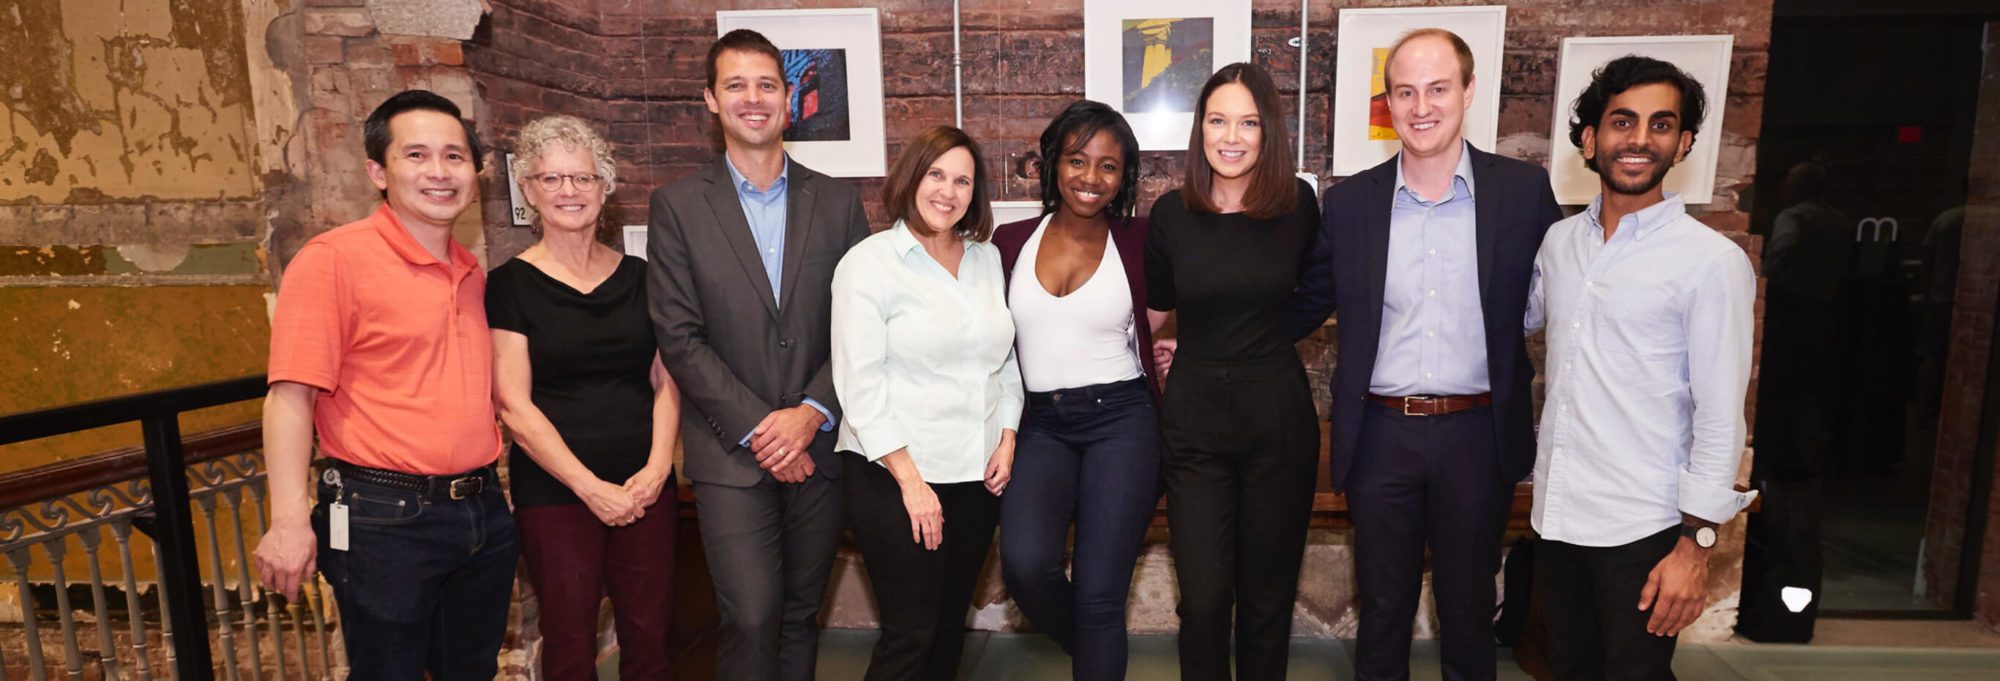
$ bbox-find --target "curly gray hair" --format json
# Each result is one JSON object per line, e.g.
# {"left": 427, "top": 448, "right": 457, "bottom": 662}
{"left": 508, "top": 115, "right": 619, "bottom": 223}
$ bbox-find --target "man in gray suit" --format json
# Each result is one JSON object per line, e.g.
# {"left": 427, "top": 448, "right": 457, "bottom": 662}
{"left": 646, "top": 29, "right": 872, "bottom": 681}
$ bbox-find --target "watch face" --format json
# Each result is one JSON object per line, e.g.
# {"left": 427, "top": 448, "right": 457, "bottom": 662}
{"left": 1696, "top": 526, "right": 1718, "bottom": 548}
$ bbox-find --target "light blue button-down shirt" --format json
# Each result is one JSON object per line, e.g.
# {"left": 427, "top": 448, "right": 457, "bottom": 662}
{"left": 724, "top": 155, "right": 789, "bottom": 304}
{"left": 1373, "top": 143, "right": 1490, "bottom": 396}
{"left": 1526, "top": 194, "right": 1758, "bottom": 547}
{"left": 723, "top": 155, "right": 834, "bottom": 443}
{"left": 831, "top": 221, "right": 1024, "bottom": 484}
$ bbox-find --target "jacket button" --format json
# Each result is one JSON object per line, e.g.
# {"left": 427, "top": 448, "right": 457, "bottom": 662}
{"left": 779, "top": 338, "right": 794, "bottom": 349}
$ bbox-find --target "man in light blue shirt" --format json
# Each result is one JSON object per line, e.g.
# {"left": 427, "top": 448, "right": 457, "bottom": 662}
{"left": 646, "top": 29, "right": 873, "bottom": 681}
{"left": 1526, "top": 55, "right": 1755, "bottom": 681}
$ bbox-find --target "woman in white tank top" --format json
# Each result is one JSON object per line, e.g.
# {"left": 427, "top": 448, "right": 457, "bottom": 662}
{"left": 990, "top": 100, "right": 1169, "bottom": 681}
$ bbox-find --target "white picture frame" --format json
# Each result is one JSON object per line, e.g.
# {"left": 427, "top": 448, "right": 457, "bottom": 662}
{"left": 1084, "top": 0, "right": 1253, "bottom": 151}
{"left": 1331, "top": 5, "right": 1507, "bottom": 176}
{"left": 1548, "top": 35, "right": 1734, "bottom": 205}
{"left": 716, "top": 8, "right": 887, "bottom": 178}
{"left": 623, "top": 224, "right": 648, "bottom": 259}
{"left": 505, "top": 153, "right": 531, "bottom": 226}
{"left": 991, "top": 200, "right": 1044, "bottom": 226}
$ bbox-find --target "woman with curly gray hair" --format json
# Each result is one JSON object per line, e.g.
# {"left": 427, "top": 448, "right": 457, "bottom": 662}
{"left": 486, "top": 114, "right": 681, "bottom": 680}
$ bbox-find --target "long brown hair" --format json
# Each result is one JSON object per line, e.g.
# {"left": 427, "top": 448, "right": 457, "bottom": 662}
{"left": 1179, "top": 63, "right": 1297, "bottom": 219}
{"left": 882, "top": 126, "right": 996, "bottom": 242}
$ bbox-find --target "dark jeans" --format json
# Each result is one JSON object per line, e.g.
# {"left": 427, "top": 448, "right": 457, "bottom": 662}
{"left": 842, "top": 452, "right": 1000, "bottom": 681}
{"left": 692, "top": 474, "right": 845, "bottom": 681}
{"left": 1348, "top": 401, "right": 1510, "bottom": 681}
{"left": 517, "top": 488, "right": 677, "bottom": 681}
{"left": 313, "top": 466, "right": 520, "bottom": 680}
{"left": 1159, "top": 353, "right": 1320, "bottom": 681}
{"left": 1536, "top": 526, "right": 1683, "bottom": 681}
{"left": 998, "top": 378, "right": 1161, "bottom": 681}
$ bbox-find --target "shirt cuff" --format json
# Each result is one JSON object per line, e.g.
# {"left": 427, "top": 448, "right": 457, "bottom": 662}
{"left": 1678, "top": 469, "right": 1757, "bottom": 525}
{"left": 856, "top": 425, "right": 907, "bottom": 463}
{"left": 800, "top": 397, "right": 836, "bottom": 431}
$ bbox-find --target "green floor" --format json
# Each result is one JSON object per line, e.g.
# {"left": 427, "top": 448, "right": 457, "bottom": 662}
{"left": 607, "top": 630, "right": 2000, "bottom": 680}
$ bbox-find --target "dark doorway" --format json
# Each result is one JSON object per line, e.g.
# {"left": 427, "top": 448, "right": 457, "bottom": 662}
{"left": 1748, "top": 3, "right": 1994, "bottom": 620}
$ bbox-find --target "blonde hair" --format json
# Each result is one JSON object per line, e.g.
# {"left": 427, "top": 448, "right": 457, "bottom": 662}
{"left": 508, "top": 115, "right": 619, "bottom": 223}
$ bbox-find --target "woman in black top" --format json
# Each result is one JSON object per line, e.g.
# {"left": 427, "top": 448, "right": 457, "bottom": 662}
{"left": 488, "top": 115, "right": 681, "bottom": 681}
{"left": 1144, "top": 63, "right": 1321, "bottom": 681}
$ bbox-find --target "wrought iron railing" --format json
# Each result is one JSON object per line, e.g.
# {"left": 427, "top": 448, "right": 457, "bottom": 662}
{"left": 0, "top": 377, "right": 339, "bottom": 680}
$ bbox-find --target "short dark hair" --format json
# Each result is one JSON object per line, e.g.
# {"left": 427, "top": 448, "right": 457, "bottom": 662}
{"left": 1383, "top": 28, "right": 1475, "bottom": 89}
{"left": 706, "top": 29, "right": 785, "bottom": 91}
{"left": 1180, "top": 62, "right": 1297, "bottom": 220}
{"left": 1037, "top": 100, "right": 1141, "bottom": 220}
{"left": 1568, "top": 55, "right": 1708, "bottom": 173}
{"left": 363, "top": 90, "right": 483, "bottom": 174}
{"left": 883, "top": 126, "right": 995, "bottom": 243}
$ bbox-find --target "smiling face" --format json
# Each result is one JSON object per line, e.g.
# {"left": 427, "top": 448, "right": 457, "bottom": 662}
{"left": 913, "top": 145, "right": 976, "bottom": 235}
{"left": 523, "top": 143, "right": 605, "bottom": 235}
{"left": 1385, "top": 35, "right": 1474, "bottom": 161}
{"left": 1055, "top": 130, "right": 1125, "bottom": 221}
{"left": 367, "top": 109, "right": 477, "bottom": 230}
{"left": 1582, "top": 82, "right": 1693, "bottom": 198}
{"left": 1201, "top": 82, "right": 1262, "bottom": 181}
{"left": 704, "top": 48, "right": 788, "bottom": 150}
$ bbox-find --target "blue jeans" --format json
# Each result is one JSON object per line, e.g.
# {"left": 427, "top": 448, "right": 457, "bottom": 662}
{"left": 999, "top": 378, "right": 1161, "bottom": 681}
{"left": 313, "top": 467, "right": 520, "bottom": 680}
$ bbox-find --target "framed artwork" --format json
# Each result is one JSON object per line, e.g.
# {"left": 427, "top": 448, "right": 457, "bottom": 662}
{"left": 1549, "top": 35, "right": 1734, "bottom": 205}
{"left": 1331, "top": 5, "right": 1507, "bottom": 176}
{"left": 505, "top": 153, "right": 531, "bottom": 226}
{"left": 716, "top": 8, "right": 887, "bottom": 177}
{"left": 991, "top": 200, "right": 1044, "bottom": 226}
{"left": 1085, "top": 0, "right": 1253, "bottom": 151}
{"left": 623, "top": 224, "right": 648, "bottom": 259}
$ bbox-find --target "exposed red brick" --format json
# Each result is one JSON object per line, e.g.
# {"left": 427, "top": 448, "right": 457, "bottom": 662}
{"left": 303, "top": 8, "right": 374, "bottom": 38}
{"left": 302, "top": 35, "right": 345, "bottom": 65}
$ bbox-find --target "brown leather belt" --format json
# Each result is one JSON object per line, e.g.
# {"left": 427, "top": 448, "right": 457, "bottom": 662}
{"left": 1368, "top": 392, "right": 1493, "bottom": 416}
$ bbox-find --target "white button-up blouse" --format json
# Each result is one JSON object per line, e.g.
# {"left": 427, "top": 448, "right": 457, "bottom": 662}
{"left": 832, "top": 220, "right": 1024, "bottom": 484}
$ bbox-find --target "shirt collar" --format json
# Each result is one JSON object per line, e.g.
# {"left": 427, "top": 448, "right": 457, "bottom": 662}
{"left": 724, "top": 153, "right": 789, "bottom": 195}
{"left": 370, "top": 203, "right": 477, "bottom": 274}
{"left": 888, "top": 219, "right": 925, "bottom": 259}
{"left": 1393, "top": 140, "right": 1476, "bottom": 199}
{"left": 1583, "top": 193, "right": 1688, "bottom": 242}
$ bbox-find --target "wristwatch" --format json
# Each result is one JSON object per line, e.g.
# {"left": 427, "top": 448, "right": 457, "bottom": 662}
{"left": 1681, "top": 524, "right": 1718, "bottom": 549}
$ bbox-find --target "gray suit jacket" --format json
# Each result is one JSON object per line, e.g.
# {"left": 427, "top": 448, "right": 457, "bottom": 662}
{"left": 647, "top": 158, "right": 873, "bottom": 487}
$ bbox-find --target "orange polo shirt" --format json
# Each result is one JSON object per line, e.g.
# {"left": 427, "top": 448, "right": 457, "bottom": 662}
{"left": 267, "top": 204, "right": 502, "bottom": 475}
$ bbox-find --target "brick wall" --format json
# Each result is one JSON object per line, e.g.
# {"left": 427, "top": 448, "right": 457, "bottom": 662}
{"left": 1943, "top": 21, "right": 2000, "bottom": 629}
{"left": 460, "top": 0, "right": 1774, "bottom": 642}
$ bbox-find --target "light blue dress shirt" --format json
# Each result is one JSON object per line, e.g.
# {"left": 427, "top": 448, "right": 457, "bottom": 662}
{"left": 1526, "top": 194, "right": 1759, "bottom": 547}
{"left": 1373, "top": 143, "right": 1490, "bottom": 396}
{"left": 831, "top": 221, "right": 1024, "bottom": 484}
{"left": 723, "top": 155, "right": 834, "bottom": 443}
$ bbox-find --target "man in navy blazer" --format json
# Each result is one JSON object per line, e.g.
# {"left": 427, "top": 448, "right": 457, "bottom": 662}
{"left": 1292, "top": 29, "right": 1563, "bottom": 681}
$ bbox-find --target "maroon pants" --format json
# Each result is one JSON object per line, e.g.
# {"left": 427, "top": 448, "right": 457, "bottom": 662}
{"left": 517, "top": 494, "right": 677, "bottom": 681}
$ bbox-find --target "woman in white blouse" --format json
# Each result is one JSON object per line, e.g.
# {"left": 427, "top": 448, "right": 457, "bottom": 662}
{"left": 830, "top": 125, "right": 1021, "bottom": 681}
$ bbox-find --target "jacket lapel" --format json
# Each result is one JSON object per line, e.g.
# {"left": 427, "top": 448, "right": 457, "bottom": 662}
{"left": 702, "top": 163, "right": 781, "bottom": 320}
{"left": 1363, "top": 166, "right": 1395, "bottom": 343}
{"left": 1470, "top": 146, "right": 1501, "bottom": 311}
{"left": 778, "top": 159, "right": 817, "bottom": 315}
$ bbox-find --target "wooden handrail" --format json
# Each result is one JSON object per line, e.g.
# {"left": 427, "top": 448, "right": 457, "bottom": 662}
{"left": 0, "top": 422, "right": 263, "bottom": 510}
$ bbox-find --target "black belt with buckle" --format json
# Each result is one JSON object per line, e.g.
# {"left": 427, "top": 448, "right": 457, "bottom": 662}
{"left": 329, "top": 460, "right": 495, "bottom": 501}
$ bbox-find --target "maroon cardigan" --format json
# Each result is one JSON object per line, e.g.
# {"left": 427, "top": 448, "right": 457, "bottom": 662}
{"left": 991, "top": 214, "right": 1162, "bottom": 397}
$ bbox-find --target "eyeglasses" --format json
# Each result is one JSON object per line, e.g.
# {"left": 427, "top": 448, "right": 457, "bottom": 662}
{"left": 532, "top": 172, "right": 603, "bottom": 192}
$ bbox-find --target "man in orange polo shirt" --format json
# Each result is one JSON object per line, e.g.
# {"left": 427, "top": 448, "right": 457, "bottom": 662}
{"left": 253, "top": 90, "right": 518, "bottom": 679}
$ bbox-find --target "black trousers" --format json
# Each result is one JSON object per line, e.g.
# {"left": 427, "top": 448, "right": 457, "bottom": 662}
{"left": 1160, "top": 352, "right": 1320, "bottom": 681}
{"left": 842, "top": 452, "right": 1001, "bottom": 681}
{"left": 1349, "top": 401, "right": 1510, "bottom": 681}
{"left": 1536, "top": 527, "right": 1683, "bottom": 681}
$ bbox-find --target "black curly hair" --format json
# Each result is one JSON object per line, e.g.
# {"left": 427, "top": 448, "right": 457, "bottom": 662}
{"left": 1568, "top": 55, "right": 1708, "bottom": 173}
{"left": 1037, "top": 100, "right": 1141, "bottom": 220}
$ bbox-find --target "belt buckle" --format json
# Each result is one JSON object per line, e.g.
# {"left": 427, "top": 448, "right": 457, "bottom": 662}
{"left": 1404, "top": 395, "right": 1428, "bottom": 417}
{"left": 448, "top": 476, "right": 481, "bottom": 500}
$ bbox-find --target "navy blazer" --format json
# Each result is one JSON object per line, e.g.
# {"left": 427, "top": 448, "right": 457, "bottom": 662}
{"left": 992, "top": 214, "right": 1162, "bottom": 397}
{"left": 1292, "top": 145, "right": 1564, "bottom": 491}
